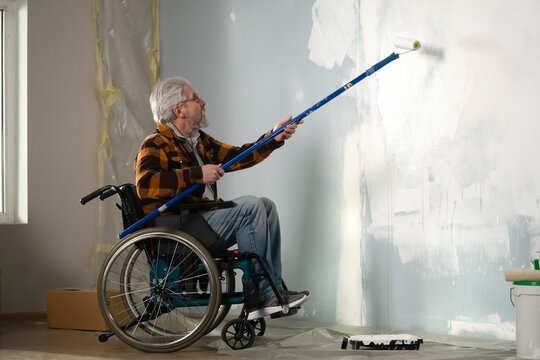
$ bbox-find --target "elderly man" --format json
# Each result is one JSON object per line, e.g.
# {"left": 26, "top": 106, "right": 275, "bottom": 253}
{"left": 135, "top": 76, "right": 308, "bottom": 320}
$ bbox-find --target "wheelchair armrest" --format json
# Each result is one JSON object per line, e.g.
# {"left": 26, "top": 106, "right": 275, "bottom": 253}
{"left": 169, "top": 200, "right": 235, "bottom": 212}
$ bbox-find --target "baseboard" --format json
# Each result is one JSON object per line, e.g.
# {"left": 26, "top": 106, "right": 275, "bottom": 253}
{"left": 1, "top": 311, "right": 47, "bottom": 321}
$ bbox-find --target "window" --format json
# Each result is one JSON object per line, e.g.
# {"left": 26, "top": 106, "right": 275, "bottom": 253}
{"left": 0, "top": 9, "right": 4, "bottom": 213}
{"left": 0, "top": 0, "right": 27, "bottom": 224}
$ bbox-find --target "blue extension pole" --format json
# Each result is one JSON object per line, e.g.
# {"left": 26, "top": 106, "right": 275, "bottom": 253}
{"left": 119, "top": 52, "right": 400, "bottom": 239}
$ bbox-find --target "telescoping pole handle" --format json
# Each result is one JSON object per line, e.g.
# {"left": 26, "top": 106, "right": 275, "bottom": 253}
{"left": 118, "top": 52, "right": 400, "bottom": 239}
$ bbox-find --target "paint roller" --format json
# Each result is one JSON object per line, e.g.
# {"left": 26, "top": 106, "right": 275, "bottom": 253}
{"left": 118, "top": 37, "right": 422, "bottom": 239}
{"left": 505, "top": 251, "right": 540, "bottom": 282}
{"left": 393, "top": 37, "right": 422, "bottom": 53}
{"left": 505, "top": 269, "right": 540, "bottom": 282}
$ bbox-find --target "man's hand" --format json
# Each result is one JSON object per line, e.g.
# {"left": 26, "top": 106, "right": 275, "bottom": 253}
{"left": 273, "top": 116, "right": 304, "bottom": 142}
{"left": 202, "top": 164, "right": 224, "bottom": 184}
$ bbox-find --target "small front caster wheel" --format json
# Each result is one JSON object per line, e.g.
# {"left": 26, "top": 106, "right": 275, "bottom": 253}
{"left": 221, "top": 319, "right": 256, "bottom": 350}
{"left": 98, "top": 333, "right": 111, "bottom": 343}
{"left": 250, "top": 318, "right": 266, "bottom": 336}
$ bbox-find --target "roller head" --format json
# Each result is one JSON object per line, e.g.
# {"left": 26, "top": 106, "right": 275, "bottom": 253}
{"left": 393, "top": 37, "right": 421, "bottom": 51}
{"left": 505, "top": 268, "right": 540, "bottom": 282}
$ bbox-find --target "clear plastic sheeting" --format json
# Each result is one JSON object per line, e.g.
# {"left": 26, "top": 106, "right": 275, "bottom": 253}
{"left": 210, "top": 320, "right": 517, "bottom": 360}
{"left": 92, "top": 0, "right": 159, "bottom": 274}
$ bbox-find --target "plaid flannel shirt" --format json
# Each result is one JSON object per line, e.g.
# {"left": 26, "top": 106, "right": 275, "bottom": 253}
{"left": 135, "top": 122, "right": 284, "bottom": 214}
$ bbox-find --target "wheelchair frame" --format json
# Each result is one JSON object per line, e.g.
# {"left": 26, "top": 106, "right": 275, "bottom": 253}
{"left": 81, "top": 183, "right": 295, "bottom": 352}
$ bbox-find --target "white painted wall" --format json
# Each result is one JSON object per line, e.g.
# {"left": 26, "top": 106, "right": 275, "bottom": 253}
{"left": 160, "top": 0, "right": 540, "bottom": 338}
{"left": 360, "top": 0, "right": 540, "bottom": 339}
{"left": 0, "top": 0, "right": 101, "bottom": 313}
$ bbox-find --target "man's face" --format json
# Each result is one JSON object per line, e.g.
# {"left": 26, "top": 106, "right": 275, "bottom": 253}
{"left": 180, "top": 85, "right": 208, "bottom": 131}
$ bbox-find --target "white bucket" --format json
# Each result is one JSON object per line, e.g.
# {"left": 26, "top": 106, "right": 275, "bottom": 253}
{"left": 513, "top": 283, "right": 540, "bottom": 359}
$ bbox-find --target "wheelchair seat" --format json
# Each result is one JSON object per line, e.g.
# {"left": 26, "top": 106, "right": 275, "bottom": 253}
{"left": 154, "top": 199, "right": 236, "bottom": 257}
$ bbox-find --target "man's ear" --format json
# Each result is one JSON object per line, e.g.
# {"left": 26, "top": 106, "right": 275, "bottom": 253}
{"left": 173, "top": 105, "right": 183, "bottom": 118}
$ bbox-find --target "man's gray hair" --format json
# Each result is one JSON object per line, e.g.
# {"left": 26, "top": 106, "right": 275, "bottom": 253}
{"left": 149, "top": 77, "right": 191, "bottom": 124}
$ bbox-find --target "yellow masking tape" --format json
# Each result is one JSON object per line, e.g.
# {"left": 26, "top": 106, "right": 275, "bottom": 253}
{"left": 92, "top": 0, "right": 160, "bottom": 254}
{"left": 95, "top": 243, "right": 115, "bottom": 254}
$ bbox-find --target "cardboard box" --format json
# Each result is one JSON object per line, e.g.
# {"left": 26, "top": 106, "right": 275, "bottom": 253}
{"left": 47, "top": 288, "right": 109, "bottom": 331}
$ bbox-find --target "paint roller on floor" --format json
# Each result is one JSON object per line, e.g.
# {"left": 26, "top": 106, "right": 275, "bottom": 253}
{"left": 118, "top": 37, "right": 422, "bottom": 239}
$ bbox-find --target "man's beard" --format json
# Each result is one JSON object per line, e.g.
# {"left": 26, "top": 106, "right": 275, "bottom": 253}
{"left": 198, "top": 110, "right": 209, "bottom": 129}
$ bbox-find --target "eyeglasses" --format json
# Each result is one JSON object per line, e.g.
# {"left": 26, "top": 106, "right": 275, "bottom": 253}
{"left": 180, "top": 93, "right": 200, "bottom": 105}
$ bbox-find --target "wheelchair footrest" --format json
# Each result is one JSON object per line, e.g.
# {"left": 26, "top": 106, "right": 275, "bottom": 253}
{"left": 270, "top": 306, "right": 299, "bottom": 319}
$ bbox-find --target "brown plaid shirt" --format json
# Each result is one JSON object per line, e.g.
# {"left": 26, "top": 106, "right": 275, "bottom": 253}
{"left": 135, "top": 122, "right": 284, "bottom": 214}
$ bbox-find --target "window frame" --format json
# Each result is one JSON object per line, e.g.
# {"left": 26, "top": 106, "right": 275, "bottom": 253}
{"left": 0, "top": 0, "right": 27, "bottom": 224}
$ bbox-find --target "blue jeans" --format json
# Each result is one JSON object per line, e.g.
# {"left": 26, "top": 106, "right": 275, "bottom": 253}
{"left": 203, "top": 195, "right": 283, "bottom": 303}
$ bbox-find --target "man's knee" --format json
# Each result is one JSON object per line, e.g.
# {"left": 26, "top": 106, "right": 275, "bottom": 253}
{"left": 235, "top": 195, "right": 266, "bottom": 215}
{"left": 259, "top": 197, "right": 277, "bottom": 213}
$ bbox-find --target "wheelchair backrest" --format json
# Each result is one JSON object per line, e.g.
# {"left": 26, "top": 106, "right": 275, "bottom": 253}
{"left": 116, "top": 184, "right": 145, "bottom": 229}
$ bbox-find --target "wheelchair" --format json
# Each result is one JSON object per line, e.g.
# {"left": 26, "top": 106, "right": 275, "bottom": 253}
{"left": 81, "top": 183, "right": 297, "bottom": 352}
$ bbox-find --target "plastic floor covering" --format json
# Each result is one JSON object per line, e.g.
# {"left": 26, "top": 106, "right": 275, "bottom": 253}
{"left": 214, "top": 320, "right": 518, "bottom": 360}
{"left": 0, "top": 318, "right": 520, "bottom": 360}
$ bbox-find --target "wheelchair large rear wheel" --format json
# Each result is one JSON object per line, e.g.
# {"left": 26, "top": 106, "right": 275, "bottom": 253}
{"left": 97, "top": 227, "right": 221, "bottom": 352}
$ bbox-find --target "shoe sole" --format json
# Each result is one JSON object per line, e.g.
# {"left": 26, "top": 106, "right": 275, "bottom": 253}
{"left": 247, "top": 294, "right": 310, "bottom": 320}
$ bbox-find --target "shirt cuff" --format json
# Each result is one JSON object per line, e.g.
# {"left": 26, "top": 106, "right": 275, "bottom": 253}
{"left": 188, "top": 166, "right": 203, "bottom": 182}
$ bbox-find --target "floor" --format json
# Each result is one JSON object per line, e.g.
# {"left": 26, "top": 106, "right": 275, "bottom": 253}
{"left": 0, "top": 317, "right": 521, "bottom": 360}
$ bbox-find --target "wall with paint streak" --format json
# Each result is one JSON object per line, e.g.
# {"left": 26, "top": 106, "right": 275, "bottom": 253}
{"left": 160, "top": 0, "right": 540, "bottom": 338}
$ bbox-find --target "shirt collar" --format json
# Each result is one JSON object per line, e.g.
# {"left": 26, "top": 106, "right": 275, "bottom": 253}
{"left": 161, "top": 122, "right": 200, "bottom": 144}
